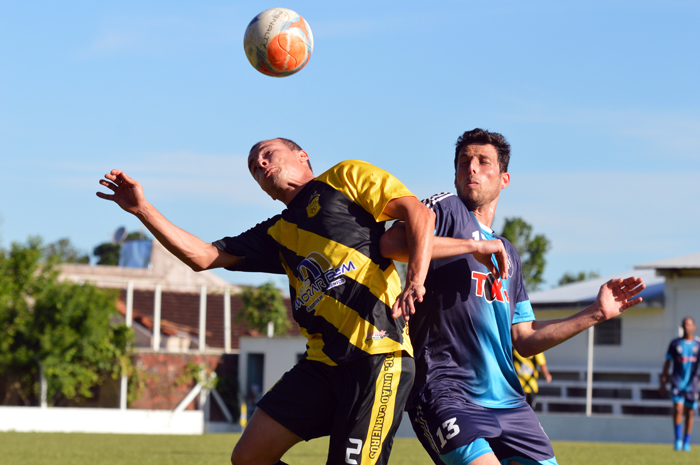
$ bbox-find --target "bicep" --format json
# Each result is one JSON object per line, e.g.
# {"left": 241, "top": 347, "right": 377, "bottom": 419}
{"left": 207, "top": 245, "right": 245, "bottom": 270}
{"left": 382, "top": 196, "right": 424, "bottom": 221}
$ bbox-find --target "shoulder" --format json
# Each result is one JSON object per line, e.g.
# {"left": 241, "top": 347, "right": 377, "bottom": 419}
{"left": 319, "top": 160, "right": 378, "bottom": 178}
{"left": 422, "top": 192, "right": 458, "bottom": 209}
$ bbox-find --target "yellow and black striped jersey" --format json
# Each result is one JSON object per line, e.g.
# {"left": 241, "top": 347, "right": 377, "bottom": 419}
{"left": 214, "top": 160, "right": 414, "bottom": 366}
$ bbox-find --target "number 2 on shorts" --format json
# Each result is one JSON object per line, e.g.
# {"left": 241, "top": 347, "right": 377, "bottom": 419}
{"left": 345, "top": 438, "right": 363, "bottom": 464}
{"left": 435, "top": 417, "right": 460, "bottom": 449}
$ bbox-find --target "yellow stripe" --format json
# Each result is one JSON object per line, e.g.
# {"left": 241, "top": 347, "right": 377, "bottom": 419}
{"left": 316, "top": 160, "right": 415, "bottom": 222}
{"left": 361, "top": 351, "right": 402, "bottom": 464}
{"left": 270, "top": 219, "right": 402, "bottom": 309}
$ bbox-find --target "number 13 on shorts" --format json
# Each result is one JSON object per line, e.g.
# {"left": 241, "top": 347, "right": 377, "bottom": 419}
{"left": 436, "top": 417, "right": 461, "bottom": 449}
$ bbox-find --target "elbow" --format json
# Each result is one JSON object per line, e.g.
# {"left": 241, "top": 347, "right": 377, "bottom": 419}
{"left": 380, "top": 227, "right": 408, "bottom": 262}
{"left": 189, "top": 262, "right": 206, "bottom": 272}
{"left": 511, "top": 337, "right": 533, "bottom": 357}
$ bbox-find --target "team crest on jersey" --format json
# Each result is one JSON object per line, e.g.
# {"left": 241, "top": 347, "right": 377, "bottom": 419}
{"left": 293, "top": 251, "right": 356, "bottom": 312}
{"left": 506, "top": 252, "right": 514, "bottom": 279}
{"left": 306, "top": 193, "right": 321, "bottom": 217}
{"left": 471, "top": 271, "right": 510, "bottom": 303}
{"left": 678, "top": 345, "right": 684, "bottom": 354}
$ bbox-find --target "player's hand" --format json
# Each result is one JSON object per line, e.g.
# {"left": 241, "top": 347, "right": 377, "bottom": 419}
{"left": 391, "top": 281, "right": 426, "bottom": 321}
{"left": 96, "top": 170, "right": 147, "bottom": 215}
{"left": 472, "top": 239, "right": 508, "bottom": 279}
{"left": 594, "top": 277, "right": 645, "bottom": 321}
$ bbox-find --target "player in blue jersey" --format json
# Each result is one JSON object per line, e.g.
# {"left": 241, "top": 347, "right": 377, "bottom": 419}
{"left": 660, "top": 317, "right": 700, "bottom": 452}
{"left": 381, "top": 128, "right": 646, "bottom": 465}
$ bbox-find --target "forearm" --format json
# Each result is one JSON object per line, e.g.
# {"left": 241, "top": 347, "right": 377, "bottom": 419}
{"left": 135, "top": 202, "right": 227, "bottom": 271}
{"left": 382, "top": 226, "right": 478, "bottom": 262}
{"left": 660, "top": 360, "right": 671, "bottom": 385}
{"left": 513, "top": 304, "right": 602, "bottom": 356}
{"left": 403, "top": 208, "right": 435, "bottom": 286}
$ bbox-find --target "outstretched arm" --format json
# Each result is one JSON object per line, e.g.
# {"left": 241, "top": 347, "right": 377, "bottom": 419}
{"left": 511, "top": 277, "right": 645, "bottom": 356}
{"left": 96, "top": 169, "right": 241, "bottom": 271}
{"left": 381, "top": 224, "right": 509, "bottom": 279}
{"left": 382, "top": 197, "right": 434, "bottom": 321}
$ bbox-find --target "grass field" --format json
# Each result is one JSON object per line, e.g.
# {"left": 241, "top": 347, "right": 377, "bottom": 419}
{"left": 1, "top": 432, "right": 698, "bottom": 464}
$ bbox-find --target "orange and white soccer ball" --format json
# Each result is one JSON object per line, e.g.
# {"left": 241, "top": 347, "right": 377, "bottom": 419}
{"left": 244, "top": 8, "right": 314, "bottom": 78}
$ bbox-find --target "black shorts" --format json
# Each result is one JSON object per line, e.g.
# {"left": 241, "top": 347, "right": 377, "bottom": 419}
{"left": 258, "top": 350, "right": 415, "bottom": 465}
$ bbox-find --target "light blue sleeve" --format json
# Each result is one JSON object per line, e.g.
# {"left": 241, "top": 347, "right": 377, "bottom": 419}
{"left": 512, "top": 299, "right": 535, "bottom": 324}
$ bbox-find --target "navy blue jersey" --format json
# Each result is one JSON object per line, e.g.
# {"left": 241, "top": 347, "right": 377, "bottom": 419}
{"left": 666, "top": 337, "right": 700, "bottom": 393}
{"left": 408, "top": 193, "right": 534, "bottom": 410}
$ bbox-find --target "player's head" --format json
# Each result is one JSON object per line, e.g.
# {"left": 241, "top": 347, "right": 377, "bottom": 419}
{"left": 248, "top": 138, "right": 314, "bottom": 203}
{"left": 453, "top": 128, "right": 511, "bottom": 211}
{"left": 682, "top": 317, "right": 696, "bottom": 337}
{"left": 454, "top": 128, "right": 510, "bottom": 174}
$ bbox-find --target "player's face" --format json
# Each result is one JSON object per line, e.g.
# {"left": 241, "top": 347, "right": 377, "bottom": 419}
{"left": 682, "top": 318, "right": 696, "bottom": 336}
{"left": 454, "top": 144, "right": 509, "bottom": 210}
{"left": 247, "top": 139, "right": 302, "bottom": 200}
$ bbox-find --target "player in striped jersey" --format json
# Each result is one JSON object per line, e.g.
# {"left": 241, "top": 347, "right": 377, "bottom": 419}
{"left": 660, "top": 317, "right": 700, "bottom": 451}
{"left": 381, "top": 128, "right": 646, "bottom": 465}
{"left": 97, "top": 137, "right": 434, "bottom": 465}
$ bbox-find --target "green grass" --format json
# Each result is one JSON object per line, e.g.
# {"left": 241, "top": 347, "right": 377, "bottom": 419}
{"left": 1, "top": 432, "right": 698, "bottom": 464}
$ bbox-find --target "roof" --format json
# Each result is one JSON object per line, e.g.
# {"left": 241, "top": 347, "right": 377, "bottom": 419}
{"left": 635, "top": 252, "right": 700, "bottom": 270}
{"left": 529, "top": 268, "right": 663, "bottom": 308}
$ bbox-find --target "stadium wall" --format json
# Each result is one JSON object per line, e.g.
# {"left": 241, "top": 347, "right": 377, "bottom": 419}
{"left": 0, "top": 406, "right": 204, "bottom": 435}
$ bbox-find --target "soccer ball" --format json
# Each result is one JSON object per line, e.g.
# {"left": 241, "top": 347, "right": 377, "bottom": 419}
{"left": 244, "top": 8, "right": 314, "bottom": 78}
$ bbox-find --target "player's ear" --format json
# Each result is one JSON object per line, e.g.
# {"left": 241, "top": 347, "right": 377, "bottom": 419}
{"left": 298, "top": 150, "right": 309, "bottom": 164}
{"left": 500, "top": 172, "right": 510, "bottom": 190}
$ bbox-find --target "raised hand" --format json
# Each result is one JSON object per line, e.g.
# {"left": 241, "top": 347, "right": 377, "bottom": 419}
{"left": 594, "top": 277, "right": 645, "bottom": 321}
{"left": 96, "top": 170, "right": 147, "bottom": 215}
{"left": 472, "top": 239, "right": 509, "bottom": 280}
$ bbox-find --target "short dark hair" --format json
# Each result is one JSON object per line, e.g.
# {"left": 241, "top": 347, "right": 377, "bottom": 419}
{"left": 249, "top": 138, "right": 312, "bottom": 172}
{"left": 454, "top": 128, "right": 510, "bottom": 173}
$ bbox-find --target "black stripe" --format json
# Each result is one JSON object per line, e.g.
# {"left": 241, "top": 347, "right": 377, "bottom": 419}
{"left": 288, "top": 272, "right": 405, "bottom": 347}
{"left": 307, "top": 315, "right": 371, "bottom": 364}
{"left": 282, "top": 181, "right": 393, "bottom": 272}
{"left": 326, "top": 276, "right": 405, "bottom": 343}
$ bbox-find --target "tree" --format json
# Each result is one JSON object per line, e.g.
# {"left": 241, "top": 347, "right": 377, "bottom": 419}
{"left": 500, "top": 217, "right": 550, "bottom": 292}
{"left": 237, "top": 283, "right": 291, "bottom": 336}
{"left": 93, "top": 243, "right": 120, "bottom": 266}
{"left": 558, "top": 271, "right": 600, "bottom": 286}
{"left": 44, "top": 238, "right": 89, "bottom": 264}
{"left": 93, "top": 230, "right": 150, "bottom": 266}
{"left": 0, "top": 237, "right": 133, "bottom": 406}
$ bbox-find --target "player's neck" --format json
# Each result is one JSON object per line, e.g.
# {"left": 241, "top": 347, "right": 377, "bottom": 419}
{"left": 471, "top": 199, "right": 499, "bottom": 229}
{"left": 278, "top": 172, "right": 316, "bottom": 206}
{"left": 683, "top": 333, "right": 694, "bottom": 341}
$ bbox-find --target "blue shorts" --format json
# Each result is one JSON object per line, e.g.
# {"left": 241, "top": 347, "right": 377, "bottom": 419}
{"left": 672, "top": 388, "right": 699, "bottom": 410}
{"left": 407, "top": 397, "right": 557, "bottom": 465}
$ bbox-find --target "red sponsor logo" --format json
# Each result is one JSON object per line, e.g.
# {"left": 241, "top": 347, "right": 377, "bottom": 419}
{"left": 471, "top": 271, "right": 509, "bottom": 303}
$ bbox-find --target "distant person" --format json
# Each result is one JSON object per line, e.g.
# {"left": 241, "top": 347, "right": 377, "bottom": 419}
{"left": 513, "top": 349, "right": 552, "bottom": 410}
{"left": 98, "top": 137, "right": 435, "bottom": 465}
{"left": 660, "top": 317, "right": 700, "bottom": 452}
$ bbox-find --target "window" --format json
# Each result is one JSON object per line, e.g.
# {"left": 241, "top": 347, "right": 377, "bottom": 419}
{"left": 594, "top": 318, "right": 621, "bottom": 346}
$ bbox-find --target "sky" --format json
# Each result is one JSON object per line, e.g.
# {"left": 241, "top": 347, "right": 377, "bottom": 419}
{"left": 1, "top": 1, "right": 698, "bottom": 291}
